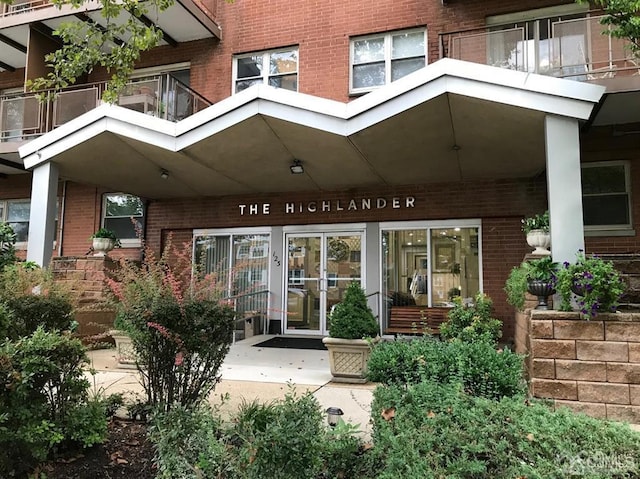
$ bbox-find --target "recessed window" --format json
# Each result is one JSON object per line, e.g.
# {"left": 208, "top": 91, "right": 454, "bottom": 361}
{"left": 582, "top": 161, "right": 631, "bottom": 230}
{"left": 350, "top": 29, "right": 426, "bottom": 94}
{"left": 103, "top": 193, "right": 145, "bottom": 245}
{"left": 233, "top": 48, "right": 298, "bottom": 94}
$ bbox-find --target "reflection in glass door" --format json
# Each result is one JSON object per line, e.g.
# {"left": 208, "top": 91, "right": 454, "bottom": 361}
{"left": 285, "top": 232, "right": 362, "bottom": 335}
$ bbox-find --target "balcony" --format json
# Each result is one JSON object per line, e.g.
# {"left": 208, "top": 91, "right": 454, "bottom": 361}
{"left": 439, "top": 15, "right": 639, "bottom": 91}
{"left": 0, "top": 74, "right": 211, "bottom": 143}
{"left": 0, "top": 0, "right": 220, "bottom": 73}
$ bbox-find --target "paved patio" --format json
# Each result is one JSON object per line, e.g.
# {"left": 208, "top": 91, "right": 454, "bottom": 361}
{"left": 87, "top": 334, "right": 377, "bottom": 437}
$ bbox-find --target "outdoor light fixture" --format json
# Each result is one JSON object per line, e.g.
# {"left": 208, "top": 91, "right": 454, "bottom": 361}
{"left": 290, "top": 159, "right": 304, "bottom": 175}
{"left": 326, "top": 406, "right": 344, "bottom": 427}
{"left": 160, "top": 169, "right": 169, "bottom": 180}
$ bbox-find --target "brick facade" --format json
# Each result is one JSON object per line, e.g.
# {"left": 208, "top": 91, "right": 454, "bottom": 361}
{"left": 2, "top": 0, "right": 640, "bottom": 341}
{"left": 520, "top": 310, "right": 640, "bottom": 422}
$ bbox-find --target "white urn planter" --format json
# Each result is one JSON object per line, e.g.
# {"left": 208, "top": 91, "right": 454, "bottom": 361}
{"left": 92, "top": 237, "right": 115, "bottom": 257}
{"left": 526, "top": 229, "right": 551, "bottom": 255}
{"left": 322, "top": 337, "right": 379, "bottom": 383}
{"left": 110, "top": 330, "right": 137, "bottom": 369}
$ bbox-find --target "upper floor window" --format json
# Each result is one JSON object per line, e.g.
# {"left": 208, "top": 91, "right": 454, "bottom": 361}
{"left": 350, "top": 29, "right": 427, "bottom": 94}
{"left": 103, "top": 194, "right": 145, "bottom": 245}
{"left": 582, "top": 161, "right": 631, "bottom": 230}
{"left": 233, "top": 48, "right": 299, "bottom": 94}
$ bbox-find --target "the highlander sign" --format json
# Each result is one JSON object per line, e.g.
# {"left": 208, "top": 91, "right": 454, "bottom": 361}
{"left": 238, "top": 196, "right": 416, "bottom": 216}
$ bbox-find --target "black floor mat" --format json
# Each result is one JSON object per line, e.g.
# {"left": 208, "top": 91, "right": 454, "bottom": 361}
{"left": 252, "top": 336, "right": 327, "bottom": 350}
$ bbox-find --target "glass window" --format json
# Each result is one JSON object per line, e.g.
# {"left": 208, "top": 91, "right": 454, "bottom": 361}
{"left": 351, "top": 29, "right": 426, "bottom": 93}
{"left": 6, "top": 200, "right": 30, "bottom": 243}
{"left": 234, "top": 48, "right": 298, "bottom": 94}
{"left": 195, "top": 232, "right": 270, "bottom": 318}
{"left": 0, "top": 199, "right": 59, "bottom": 245}
{"left": 103, "top": 193, "right": 145, "bottom": 243}
{"left": 381, "top": 224, "right": 480, "bottom": 329}
{"left": 582, "top": 161, "right": 631, "bottom": 229}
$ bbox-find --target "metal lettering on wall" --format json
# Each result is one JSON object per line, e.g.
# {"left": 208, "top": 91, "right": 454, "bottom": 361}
{"left": 238, "top": 196, "right": 415, "bottom": 216}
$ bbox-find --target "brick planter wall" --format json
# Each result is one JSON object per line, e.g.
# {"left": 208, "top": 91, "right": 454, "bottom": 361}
{"left": 525, "top": 310, "right": 640, "bottom": 423}
{"left": 51, "top": 256, "right": 118, "bottom": 337}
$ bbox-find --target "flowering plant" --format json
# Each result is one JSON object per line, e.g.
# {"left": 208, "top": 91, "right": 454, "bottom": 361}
{"left": 108, "top": 235, "right": 234, "bottom": 411}
{"left": 556, "top": 251, "right": 625, "bottom": 319}
{"left": 521, "top": 211, "right": 549, "bottom": 234}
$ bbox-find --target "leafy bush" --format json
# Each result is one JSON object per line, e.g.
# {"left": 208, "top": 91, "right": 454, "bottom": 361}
{"left": 150, "top": 405, "right": 233, "bottom": 479}
{"left": 328, "top": 281, "right": 379, "bottom": 339}
{"left": 151, "top": 391, "right": 376, "bottom": 479}
{"left": 4, "top": 295, "right": 74, "bottom": 339}
{"left": 372, "top": 381, "right": 640, "bottom": 479}
{"left": 109, "top": 235, "right": 234, "bottom": 411}
{"left": 439, "top": 293, "right": 502, "bottom": 344}
{"left": 0, "top": 328, "right": 108, "bottom": 476}
{"left": 0, "top": 222, "right": 17, "bottom": 271}
{"left": 367, "top": 337, "right": 526, "bottom": 399}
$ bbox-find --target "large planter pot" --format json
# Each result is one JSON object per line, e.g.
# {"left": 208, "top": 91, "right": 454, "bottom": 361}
{"left": 109, "top": 330, "right": 137, "bottom": 369}
{"left": 527, "top": 280, "right": 556, "bottom": 310}
{"left": 322, "top": 336, "right": 379, "bottom": 383}
{"left": 92, "top": 238, "right": 115, "bottom": 257}
{"left": 526, "top": 229, "right": 551, "bottom": 256}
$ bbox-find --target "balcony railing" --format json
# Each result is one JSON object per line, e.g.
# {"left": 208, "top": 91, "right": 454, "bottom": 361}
{"left": 0, "top": 0, "right": 49, "bottom": 17}
{"left": 0, "top": 73, "right": 211, "bottom": 143}
{"left": 439, "top": 14, "right": 639, "bottom": 82}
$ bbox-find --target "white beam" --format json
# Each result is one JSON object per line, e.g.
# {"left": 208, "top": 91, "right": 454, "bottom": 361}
{"left": 27, "top": 162, "right": 58, "bottom": 267}
{"left": 545, "top": 115, "right": 584, "bottom": 265}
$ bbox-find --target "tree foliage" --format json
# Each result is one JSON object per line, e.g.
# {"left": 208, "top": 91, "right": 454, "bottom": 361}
{"left": 582, "top": 0, "right": 640, "bottom": 58}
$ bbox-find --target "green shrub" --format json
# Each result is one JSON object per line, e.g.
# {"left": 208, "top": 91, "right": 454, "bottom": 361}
{"left": 439, "top": 293, "right": 502, "bottom": 344}
{"left": 4, "top": 295, "right": 74, "bottom": 339}
{"left": 117, "top": 297, "right": 234, "bottom": 412}
{"left": 0, "top": 222, "right": 17, "bottom": 271}
{"left": 328, "top": 281, "right": 379, "bottom": 339}
{"left": 372, "top": 381, "right": 640, "bottom": 479}
{"left": 0, "top": 302, "right": 13, "bottom": 340}
{"left": 151, "top": 391, "right": 377, "bottom": 479}
{"left": 150, "top": 405, "right": 233, "bottom": 479}
{"left": 0, "top": 328, "right": 108, "bottom": 476}
{"left": 109, "top": 235, "right": 234, "bottom": 412}
{"left": 367, "top": 337, "right": 526, "bottom": 399}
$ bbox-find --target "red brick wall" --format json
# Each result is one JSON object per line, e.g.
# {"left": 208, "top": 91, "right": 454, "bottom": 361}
{"left": 141, "top": 176, "right": 547, "bottom": 336}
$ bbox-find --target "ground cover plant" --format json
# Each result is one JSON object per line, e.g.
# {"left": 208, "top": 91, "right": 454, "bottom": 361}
{"left": 371, "top": 381, "right": 640, "bottom": 479}
{"left": 150, "top": 390, "right": 378, "bottom": 479}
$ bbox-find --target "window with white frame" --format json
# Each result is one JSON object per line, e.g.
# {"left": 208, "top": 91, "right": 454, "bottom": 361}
{"left": 350, "top": 29, "right": 426, "bottom": 93}
{"left": 233, "top": 48, "right": 298, "bottom": 94}
{"left": 582, "top": 161, "right": 632, "bottom": 230}
{"left": 0, "top": 198, "right": 59, "bottom": 246}
{"left": 102, "top": 193, "right": 145, "bottom": 244}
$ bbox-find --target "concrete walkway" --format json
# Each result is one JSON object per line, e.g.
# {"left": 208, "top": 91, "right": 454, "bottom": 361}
{"left": 87, "top": 334, "right": 377, "bottom": 438}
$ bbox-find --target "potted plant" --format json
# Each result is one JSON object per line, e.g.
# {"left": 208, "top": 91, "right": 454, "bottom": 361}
{"left": 90, "top": 228, "right": 121, "bottom": 257}
{"left": 521, "top": 210, "right": 550, "bottom": 255}
{"left": 505, "top": 256, "right": 558, "bottom": 310}
{"left": 556, "top": 251, "right": 626, "bottom": 319}
{"left": 322, "top": 282, "right": 380, "bottom": 383}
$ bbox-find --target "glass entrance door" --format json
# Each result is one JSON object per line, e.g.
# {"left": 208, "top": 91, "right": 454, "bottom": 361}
{"left": 285, "top": 232, "right": 363, "bottom": 335}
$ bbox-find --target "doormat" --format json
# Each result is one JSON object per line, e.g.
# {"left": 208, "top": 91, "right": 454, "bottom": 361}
{"left": 253, "top": 336, "right": 327, "bottom": 350}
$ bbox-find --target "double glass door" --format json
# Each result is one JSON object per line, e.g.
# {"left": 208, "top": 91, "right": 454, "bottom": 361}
{"left": 285, "top": 232, "right": 363, "bottom": 335}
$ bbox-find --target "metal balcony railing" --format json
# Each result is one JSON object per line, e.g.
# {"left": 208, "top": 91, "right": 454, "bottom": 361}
{"left": 0, "top": 74, "right": 211, "bottom": 142}
{"left": 439, "top": 14, "right": 639, "bottom": 82}
{"left": 0, "top": 0, "right": 49, "bottom": 17}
